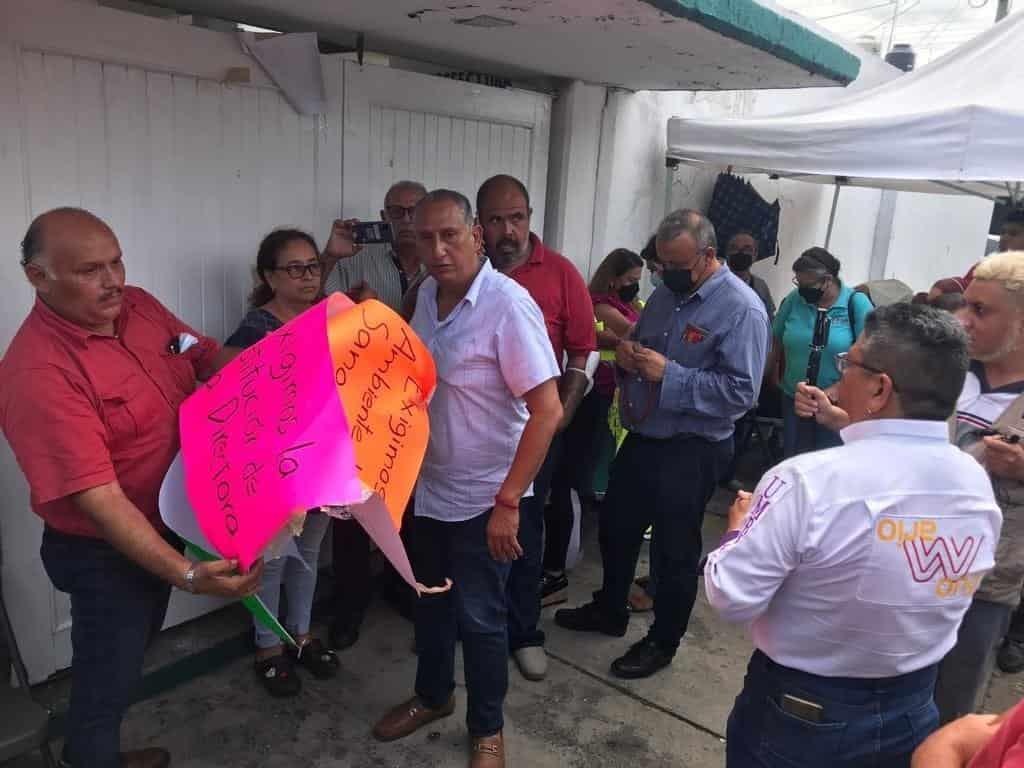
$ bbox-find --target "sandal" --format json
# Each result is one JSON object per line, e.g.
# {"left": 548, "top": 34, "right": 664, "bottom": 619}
{"left": 291, "top": 638, "right": 340, "bottom": 679}
{"left": 254, "top": 653, "right": 301, "bottom": 697}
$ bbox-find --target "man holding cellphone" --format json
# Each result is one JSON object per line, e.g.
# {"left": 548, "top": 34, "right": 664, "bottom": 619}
{"left": 557, "top": 209, "right": 768, "bottom": 680}
{"left": 319, "top": 180, "right": 427, "bottom": 650}
{"left": 321, "top": 180, "right": 427, "bottom": 310}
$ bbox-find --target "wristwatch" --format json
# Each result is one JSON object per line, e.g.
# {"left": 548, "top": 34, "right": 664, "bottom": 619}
{"left": 183, "top": 563, "right": 199, "bottom": 594}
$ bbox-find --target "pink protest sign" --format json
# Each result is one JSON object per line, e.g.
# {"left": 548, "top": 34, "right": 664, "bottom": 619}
{"left": 179, "top": 294, "right": 366, "bottom": 570}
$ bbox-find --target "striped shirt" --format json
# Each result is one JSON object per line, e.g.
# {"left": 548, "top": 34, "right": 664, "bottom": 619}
{"left": 323, "top": 244, "right": 422, "bottom": 312}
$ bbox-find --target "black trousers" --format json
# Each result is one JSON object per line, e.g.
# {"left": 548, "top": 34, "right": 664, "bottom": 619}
{"left": 597, "top": 432, "right": 731, "bottom": 652}
{"left": 332, "top": 501, "right": 415, "bottom": 626}
{"left": 543, "top": 390, "right": 613, "bottom": 573}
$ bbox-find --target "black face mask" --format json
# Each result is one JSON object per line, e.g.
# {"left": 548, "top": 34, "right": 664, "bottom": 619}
{"left": 728, "top": 252, "right": 754, "bottom": 272}
{"left": 662, "top": 268, "right": 696, "bottom": 295}
{"left": 799, "top": 283, "right": 826, "bottom": 304}
{"left": 617, "top": 283, "right": 640, "bottom": 303}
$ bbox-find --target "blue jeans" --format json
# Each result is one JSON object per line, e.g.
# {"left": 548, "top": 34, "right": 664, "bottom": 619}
{"left": 412, "top": 510, "right": 512, "bottom": 736}
{"left": 507, "top": 433, "right": 562, "bottom": 651}
{"left": 41, "top": 527, "right": 174, "bottom": 768}
{"left": 727, "top": 651, "right": 939, "bottom": 768}
{"left": 782, "top": 393, "right": 843, "bottom": 458}
{"left": 255, "top": 512, "right": 331, "bottom": 649}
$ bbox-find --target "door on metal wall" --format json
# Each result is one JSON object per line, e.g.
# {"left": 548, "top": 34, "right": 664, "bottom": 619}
{"left": 341, "top": 62, "right": 551, "bottom": 233}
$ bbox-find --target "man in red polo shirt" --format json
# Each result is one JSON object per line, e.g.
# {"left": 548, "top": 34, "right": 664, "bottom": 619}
{"left": 0, "top": 208, "right": 262, "bottom": 768}
{"left": 476, "top": 175, "right": 596, "bottom": 683}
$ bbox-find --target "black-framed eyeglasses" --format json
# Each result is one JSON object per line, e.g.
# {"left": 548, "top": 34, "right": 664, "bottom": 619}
{"left": 272, "top": 262, "right": 322, "bottom": 279}
{"left": 835, "top": 352, "right": 885, "bottom": 377}
{"left": 385, "top": 205, "right": 418, "bottom": 221}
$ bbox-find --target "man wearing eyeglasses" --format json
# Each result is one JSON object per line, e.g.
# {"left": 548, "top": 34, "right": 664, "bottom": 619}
{"left": 797, "top": 250, "right": 1024, "bottom": 728}
{"left": 321, "top": 180, "right": 428, "bottom": 311}
{"left": 707, "top": 302, "right": 1001, "bottom": 767}
{"left": 319, "top": 180, "right": 429, "bottom": 651}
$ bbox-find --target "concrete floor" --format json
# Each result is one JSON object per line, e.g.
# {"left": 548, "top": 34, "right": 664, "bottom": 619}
{"left": 11, "top": 485, "right": 1021, "bottom": 768}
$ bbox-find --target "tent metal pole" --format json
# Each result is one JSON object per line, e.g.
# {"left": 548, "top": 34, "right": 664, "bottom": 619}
{"left": 825, "top": 181, "right": 842, "bottom": 249}
{"left": 664, "top": 158, "right": 679, "bottom": 220}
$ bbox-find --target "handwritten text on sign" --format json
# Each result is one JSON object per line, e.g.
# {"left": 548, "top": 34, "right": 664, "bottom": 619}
{"left": 328, "top": 299, "right": 436, "bottom": 529}
{"left": 179, "top": 295, "right": 365, "bottom": 570}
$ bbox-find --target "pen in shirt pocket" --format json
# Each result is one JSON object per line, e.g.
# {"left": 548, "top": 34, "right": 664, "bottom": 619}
{"left": 168, "top": 333, "right": 199, "bottom": 355}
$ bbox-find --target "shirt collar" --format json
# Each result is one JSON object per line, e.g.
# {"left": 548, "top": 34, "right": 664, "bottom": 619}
{"left": 689, "top": 262, "right": 731, "bottom": 302}
{"left": 525, "top": 233, "right": 545, "bottom": 266}
{"left": 32, "top": 293, "right": 131, "bottom": 348}
{"left": 970, "top": 359, "right": 1024, "bottom": 394}
{"left": 840, "top": 418, "right": 950, "bottom": 444}
{"left": 463, "top": 258, "right": 493, "bottom": 306}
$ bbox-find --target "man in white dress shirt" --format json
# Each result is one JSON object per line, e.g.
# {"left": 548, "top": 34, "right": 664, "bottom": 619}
{"left": 371, "top": 190, "right": 562, "bottom": 768}
{"left": 706, "top": 303, "right": 1001, "bottom": 767}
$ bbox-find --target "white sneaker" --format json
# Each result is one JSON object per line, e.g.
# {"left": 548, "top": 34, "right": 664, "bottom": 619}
{"left": 513, "top": 646, "right": 548, "bottom": 681}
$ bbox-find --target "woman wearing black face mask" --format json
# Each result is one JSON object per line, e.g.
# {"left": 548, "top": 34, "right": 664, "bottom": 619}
{"left": 768, "top": 247, "right": 874, "bottom": 457}
{"left": 539, "top": 248, "right": 645, "bottom": 605}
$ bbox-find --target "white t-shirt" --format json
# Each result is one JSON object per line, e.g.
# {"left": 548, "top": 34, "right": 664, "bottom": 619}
{"left": 953, "top": 361, "right": 1024, "bottom": 455}
{"left": 411, "top": 260, "right": 560, "bottom": 522}
{"left": 704, "top": 418, "right": 1002, "bottom": 678}
{"left": 954, "top": 361, "right": 1024, "bottom": 606}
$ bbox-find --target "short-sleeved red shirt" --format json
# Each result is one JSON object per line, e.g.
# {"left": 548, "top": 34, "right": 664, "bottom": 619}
{"left": 0, "top": 287, "right": 219, "bottom": 538}
{"left": 507, "top": 234, "right": 596, "bottom": 367}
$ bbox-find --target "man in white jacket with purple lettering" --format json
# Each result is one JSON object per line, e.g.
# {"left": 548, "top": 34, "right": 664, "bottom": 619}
{"left": 705, "top": 303, "right": 1001, "bottom": 768}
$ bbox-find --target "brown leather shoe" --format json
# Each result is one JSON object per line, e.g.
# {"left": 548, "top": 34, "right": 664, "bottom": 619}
{"left": 470, "top": 733, "right": 505, "bottom": 767}
{"left": 372, "top": 694, "right": 456, "bottom": 742}
{"left": 120, "top": 748, "right": 171, "bottom": 768}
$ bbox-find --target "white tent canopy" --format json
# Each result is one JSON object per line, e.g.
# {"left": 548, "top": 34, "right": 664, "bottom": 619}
{"left": 666, "top": 10, "right": 1024, "bottom": 202}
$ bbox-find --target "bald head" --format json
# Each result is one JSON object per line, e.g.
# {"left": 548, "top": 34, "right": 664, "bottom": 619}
{"left": 21, "top": 207, "right": 126, "bottom": 334}
{"left": 21, "top": 208, "right": 116, "bottom": 268}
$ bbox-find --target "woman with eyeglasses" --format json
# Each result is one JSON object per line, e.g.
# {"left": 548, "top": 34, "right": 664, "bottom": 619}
{"left": 706, "top": 303, "right": 1001, "bottom": 768}
{"left": 222, "top": 228, "right": 339, "bottom": 697}
{"left": 768, "top": 247, "right": 874, "bottom": 457}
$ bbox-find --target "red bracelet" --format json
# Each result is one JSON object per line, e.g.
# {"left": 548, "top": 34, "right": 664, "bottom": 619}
{"left": 494, "top": 496, "right": 519, "bottom": 510}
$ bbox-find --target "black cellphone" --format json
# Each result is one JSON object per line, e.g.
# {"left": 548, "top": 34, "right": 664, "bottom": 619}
{"left": 780, "top": 694, "right": 824, "bottom": 723}
{"left": 352, "top": 221, "right": 394, "bottom": 245}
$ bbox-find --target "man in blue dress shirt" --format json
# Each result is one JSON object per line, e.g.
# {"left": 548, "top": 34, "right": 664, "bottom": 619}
{"left": 556, "top": 209, "right": 769, "bottom": 679}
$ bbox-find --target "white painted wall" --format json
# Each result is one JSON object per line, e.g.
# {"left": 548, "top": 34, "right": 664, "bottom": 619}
{"left": 547, "top": 53, "right": 994, "bottom": 308}
{"left": 884, "top": 191, "right": 995, "bottom": 290}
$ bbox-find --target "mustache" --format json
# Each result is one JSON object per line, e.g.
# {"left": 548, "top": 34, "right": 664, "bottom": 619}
{"left": 99, "top": 288, "right": 123, "bottom": 301}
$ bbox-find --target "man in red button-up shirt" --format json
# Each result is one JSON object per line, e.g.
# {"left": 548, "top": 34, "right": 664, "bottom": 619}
{"left": 0, "top": 208, "right": 261, "bottom": 768}
{"left": 476, "top": 176, "right": 596, "bottom": 684}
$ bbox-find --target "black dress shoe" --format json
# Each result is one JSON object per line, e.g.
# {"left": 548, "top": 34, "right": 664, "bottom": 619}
{"left": 610, "top": 637, "right": 673, "bottom": 679}
{"left": 999, "top": 638, "right": 1024, "bottom": 674}
{"left": 554, "top": 601, "right": 628, "bottom": 637}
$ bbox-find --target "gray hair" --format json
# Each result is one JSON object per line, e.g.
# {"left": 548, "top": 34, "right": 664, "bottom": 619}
{"left": 860, "top": 302, "right": 969, "bottom": 421}
{"left": 385, "top": 180, "right": 428, "bottom": 204}
{"left": 415, "top": 189, "right": 474, "bottom": 225}
{"left": 656, "top": 209, "right": 717, "bottom": 252}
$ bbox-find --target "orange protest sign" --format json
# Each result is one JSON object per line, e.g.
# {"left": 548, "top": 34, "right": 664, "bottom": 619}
{"left": 327, "top": 299, "right": 436, "bottom": 529}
